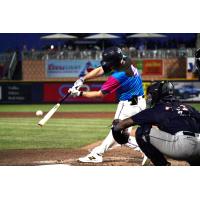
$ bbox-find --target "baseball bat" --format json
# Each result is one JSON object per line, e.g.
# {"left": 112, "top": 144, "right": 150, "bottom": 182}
{"left": 38, "top": 92, "right": 71, "bottom": 127}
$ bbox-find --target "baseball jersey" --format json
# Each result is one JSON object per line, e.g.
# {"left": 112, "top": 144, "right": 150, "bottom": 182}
{"left": 132, "top": 101, "right": 200, "bottom": 134}
{"left": 101, "top": 65, "right": 144, "bottom": 101}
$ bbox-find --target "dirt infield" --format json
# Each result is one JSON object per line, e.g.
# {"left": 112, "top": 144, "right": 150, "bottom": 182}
{"left": 0, "top": 112, "right": 114, "bottom": 118}
{"left": 0, "top": 111, "right": 188, "bottom": 166}
{"left": 0, "top": 143, "right": 188, "bottom": 166}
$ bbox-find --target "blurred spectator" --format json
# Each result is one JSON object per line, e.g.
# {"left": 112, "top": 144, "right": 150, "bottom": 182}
{"left": 20, "top": 43, "right": 196, "bottom": 60}
{"left": 79, "top": 61, "right": 94, "bottom": 77}
{"left": 178, "top": 44, "right": 186, "bottom": 57}
{"left": 138, "top": 43, "right": 146, "bottom": 58}
{"left": 129, "top": 46, "right": 137, "bottom": 57}
{"left": 22, "top": 44, "right": 28, "bottom": 58}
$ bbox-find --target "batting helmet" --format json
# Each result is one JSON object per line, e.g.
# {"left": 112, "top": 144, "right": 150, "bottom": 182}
{"left": 101, "top": 47, "right": 124, "bottom": 73}
{"left": 195, "top": 48, "right": 200, "bottom": 74}
{"left": 147, "top": 81, "right": 174, "bottom": 107}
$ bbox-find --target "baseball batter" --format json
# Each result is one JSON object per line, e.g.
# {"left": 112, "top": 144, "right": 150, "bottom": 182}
{"left": 112, "top": 81, "right": 200, "bottom": 166}
{"left": 69, "top": 46, "right": 146, "bottom": 164}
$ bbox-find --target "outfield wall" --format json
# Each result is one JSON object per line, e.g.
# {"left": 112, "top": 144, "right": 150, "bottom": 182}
{"left": 0, "top": 81, "right": 200, "bottom": 104}
{"left": 22, "top": 58, "right": 192, "bottom": 81}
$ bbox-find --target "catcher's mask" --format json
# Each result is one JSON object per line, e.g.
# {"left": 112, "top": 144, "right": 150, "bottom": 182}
{"left": 147, "top": 81, "right": 174, "bottom": 107}
{"left": 101, "top": 47, "right": 126, "bottom": 73}
{"left": 195, "top": 48, "right": 200, "bottom": 74}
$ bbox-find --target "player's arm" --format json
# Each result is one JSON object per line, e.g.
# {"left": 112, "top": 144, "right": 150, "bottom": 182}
{"left": 81, "top": 90, "right": 104, "bottom": 98}
{"left": 69, "top": 88, "right": 105, "bottom": 98}
{"left": 79, "top": 75, "right": 120, "bottom": 98}
{"left": 70, "top": 73, "right": 119, "bottom": 98}
{"left": 83, "top": 66, "right": 104, "bottom": 81}
{"left": 113, "top": 107, "right": 159, "bottom": 133}
{"left": 72, "top": 66, "right": 104, "bottom": 90}
{"left": 112, "top": 118, "right": 136, "bottom": 132}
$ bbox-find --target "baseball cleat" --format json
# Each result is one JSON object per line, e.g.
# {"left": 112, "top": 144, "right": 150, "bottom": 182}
{"left": 78, "top": 153, "right": 103, "bottom": 163}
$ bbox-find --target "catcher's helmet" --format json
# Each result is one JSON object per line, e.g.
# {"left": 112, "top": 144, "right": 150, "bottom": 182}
{"left": 147, "top": 81, "right": 174, "bottom": 107}
{"left": 101, "top": 47, "right": 123, "bottom": 73}
{"left": 195, "top": 48, "right": 200, "bottom": 73}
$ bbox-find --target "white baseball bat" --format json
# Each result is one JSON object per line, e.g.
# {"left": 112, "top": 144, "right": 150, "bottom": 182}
{"left": 38, "top": 103, "right": 60, "bottom": 127}
{"left": 38, "top": 92, "right": 71, "bottom": 127}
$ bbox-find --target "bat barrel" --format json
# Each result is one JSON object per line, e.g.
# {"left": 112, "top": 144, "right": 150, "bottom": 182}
{"left": 37, "top": 103, "right": 60, "bottom": 127}
{"left": 37, "top": 92, "right": 70, "bottom": 127}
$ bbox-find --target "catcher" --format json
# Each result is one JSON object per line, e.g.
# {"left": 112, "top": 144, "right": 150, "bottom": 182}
{"left": 112, "top": 80, "right": 200, "bottom": 166}
{"left": 69, "top": 46, "right": 147, "bottom": 164}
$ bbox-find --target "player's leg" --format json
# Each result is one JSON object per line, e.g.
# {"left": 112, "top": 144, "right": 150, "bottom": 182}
{"left": 91, "top": 100, "right": 146, "bottom": 154}
{"left": 121, "top": 102, "right": 143, "bottom": 148}
{"left": 78, "top": 99, "right": 146, "bottom": 163}
{"left": 78, "top": 102, "right": 124, "bottom": 163}
{"left": 149, "top": 129, "right": 198, "bottom": 161}
{"left": 136, "top": 127, "right": 200, "bottom": 165}
{"left": 188, "top": 140, "right": 200, "bottom": 165}
{"left": 120, "top": 100, "right": 149, "bottom": 166}
{"left": 187, "top": 157, "right": 200, "bottom": 166}
{"left": 135, "top": 127, "right": 170, "bottom": 166}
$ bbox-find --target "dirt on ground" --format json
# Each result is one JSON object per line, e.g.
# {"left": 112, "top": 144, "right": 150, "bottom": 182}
{"left": 0, "top": 112, "right": 188, "bottom": 166}
{"left": 0, "top": 143, "right": 188, "bottom": 166}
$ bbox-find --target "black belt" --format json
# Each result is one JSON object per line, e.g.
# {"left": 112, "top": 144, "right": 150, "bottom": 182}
{"left": 183, "top": 131, "right": 196, "bottom": 137}
{"left": 128, "top": 95, "right": 144, "bottom": 105}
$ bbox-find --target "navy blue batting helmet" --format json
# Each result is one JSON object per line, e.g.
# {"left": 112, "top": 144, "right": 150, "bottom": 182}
{"left": 101, "top": 47, "right": 123, "bottom": 73}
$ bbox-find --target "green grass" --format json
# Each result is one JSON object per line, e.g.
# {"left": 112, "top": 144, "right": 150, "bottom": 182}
{"left": 189, "top": 104, "right": 200, "bottom": 111}
{"left": 0, "top": 104, "right": 117, "bottom": 112}
{"left": 0, "top": 103, "right": 200, "bottom": 150}
{"left": 0, "top": 103, "right": 199, "bottom": 112}
{"left": 0, "top": 104, "right": 115, "bottom": 150}
{"left": 0, "top": 118, "right": 111, "bottom": 150}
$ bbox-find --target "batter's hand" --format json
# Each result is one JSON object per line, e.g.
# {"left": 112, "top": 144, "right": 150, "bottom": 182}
{"left": 68, "top": 87, "right": 82, "bottom": 97}
{"left": 73, "top": 77, "right": 84, "bottom": 89}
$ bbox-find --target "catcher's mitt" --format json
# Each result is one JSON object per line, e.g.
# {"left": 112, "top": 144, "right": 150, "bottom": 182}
{"left": 112, "top": 119, "right": 129, "bottom": 144}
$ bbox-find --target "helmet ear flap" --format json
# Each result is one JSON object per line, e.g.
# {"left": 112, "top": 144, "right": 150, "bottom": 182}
{"left": 160, "top": 81, "right": 174, "bottom": 97}
{"left": 101, "top": 60, "right": 113, "bottom": 73}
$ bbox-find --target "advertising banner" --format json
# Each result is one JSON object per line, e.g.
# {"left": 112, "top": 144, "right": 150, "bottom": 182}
{"left": 135, "top": 60, "right": 143, "bottom": 75}
{"left": 173, "top": 81, "right": 200, "bottom": 102}
{"left": 1, "top": 80, "right": 200, "bottom": 104}
{"left": 0, "top": 83, "right": 32, "bottom": 103}
{"left": 45, "top": 59, "right": 100, "bottom": 78}
{"left": 43, "top": 83, "right": 116, "bottom": 103}
{"left": 143, "top": 59, "right": 163, "bottom": 75}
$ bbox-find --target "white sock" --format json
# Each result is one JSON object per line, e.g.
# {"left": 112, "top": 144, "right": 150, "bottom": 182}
{"left": 90, "top": 130, "right": 116, "bottom": 155}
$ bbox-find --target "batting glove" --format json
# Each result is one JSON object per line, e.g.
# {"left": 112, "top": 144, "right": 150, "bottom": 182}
{"left": 73, "top": 77, "right": 84, "bottom": 89}
{"left": 69, "top": 87, "right": 82, "bottom": 97}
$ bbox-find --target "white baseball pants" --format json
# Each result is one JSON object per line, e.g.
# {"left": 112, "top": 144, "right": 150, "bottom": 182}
{"left": 91, "top": 96, "right": 146, "bottom": 155}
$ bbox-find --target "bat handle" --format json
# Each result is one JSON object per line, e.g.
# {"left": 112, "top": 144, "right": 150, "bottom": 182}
{"left": 59, "top": 92, "right": 71, "bottom": 104}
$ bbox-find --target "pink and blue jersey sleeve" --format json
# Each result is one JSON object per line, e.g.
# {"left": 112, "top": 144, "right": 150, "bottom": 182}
{"left": 101, "top": 76, "right": 120, "bottom": 95}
